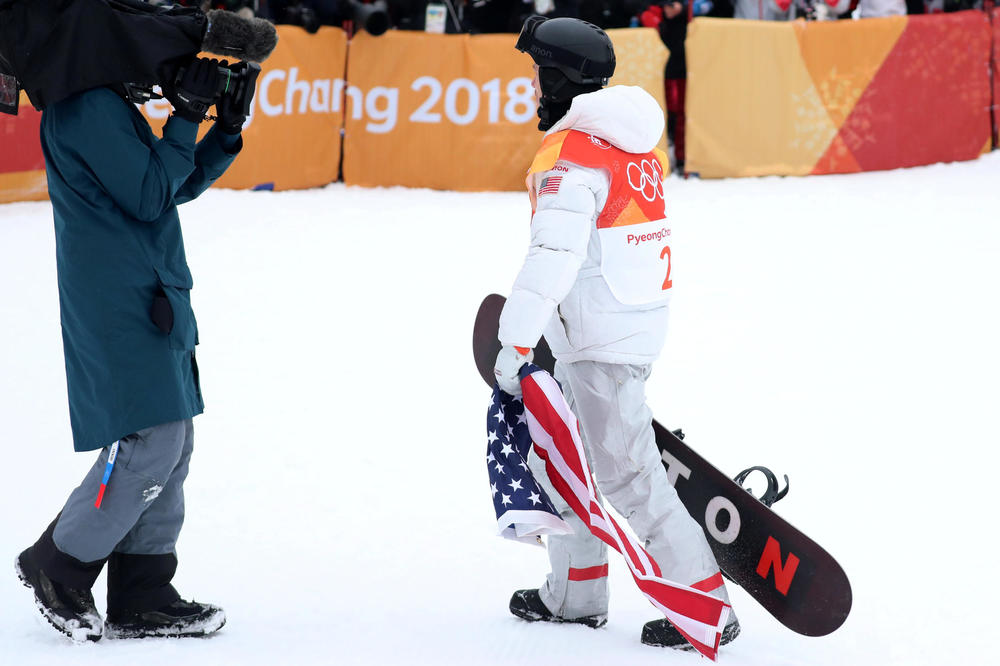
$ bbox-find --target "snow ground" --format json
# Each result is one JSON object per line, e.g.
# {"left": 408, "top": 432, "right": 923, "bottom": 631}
{"left": 1, "top": 154, "right": 998, "bottom": 665}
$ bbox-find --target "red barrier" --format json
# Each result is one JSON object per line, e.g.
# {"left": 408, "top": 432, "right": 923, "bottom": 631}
{"left": 0, "top": 101, "right": 43, "bottom": 173}
{"left": 828, "top": 11, "right": 992, "bottom": 173}
{"left": 0, "top": 94, "right": 47, "bottom": 203}
{"left": 993, "top": 6, "right": 999, "bottom": 147}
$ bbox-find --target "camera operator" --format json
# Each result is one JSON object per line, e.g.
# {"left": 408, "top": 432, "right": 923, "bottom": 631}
{"left": 15, "top": 56, "right": 253, "bottom": 641}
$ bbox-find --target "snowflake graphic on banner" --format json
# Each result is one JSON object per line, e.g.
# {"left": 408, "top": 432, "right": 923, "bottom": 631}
{"left": 486, "top": 386, "right": 572, "bottom": 544}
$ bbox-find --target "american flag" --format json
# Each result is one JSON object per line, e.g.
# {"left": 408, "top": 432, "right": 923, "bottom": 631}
{"left": 487, "top": 385, "right": 574, "bottom": 543}
{"left": 538, "top": 175, "right": 562, "bottom": 196}
{"left": 487, "top": 365, "right": 730, "bottom": 660}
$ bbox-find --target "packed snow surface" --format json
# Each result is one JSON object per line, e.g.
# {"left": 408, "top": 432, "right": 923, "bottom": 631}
{"left": 2, "top": 154, "right": 998, "bottom": 665}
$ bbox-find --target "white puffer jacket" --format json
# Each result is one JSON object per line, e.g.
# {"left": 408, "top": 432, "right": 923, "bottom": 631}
{"left": 498, "top": 86, "right": 671, "bottom": 365}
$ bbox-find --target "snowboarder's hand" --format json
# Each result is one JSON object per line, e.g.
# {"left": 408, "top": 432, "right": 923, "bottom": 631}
{"left": 494, "top": 345, "right": 533, "bottom": 397}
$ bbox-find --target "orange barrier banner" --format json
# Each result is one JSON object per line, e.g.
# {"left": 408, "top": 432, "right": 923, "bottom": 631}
{"left": 1, "top": 26, "right": 347, "bottom": 201}
{"left": 0, "top": 92, "right": 47, "bottom": 204}
{"left": 686, "top": 13, "right": 993, "bottom": 178}
{"left": 140, "top": 25, "right": 347, "bottom": 190}
{"left": 2, "top": 27, "right": 664, "bottom": 199}
{"left": 343, "top": 28, "right": 667, "bottom": 191}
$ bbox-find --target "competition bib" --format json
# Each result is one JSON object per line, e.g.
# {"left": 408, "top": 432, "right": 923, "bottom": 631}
{"left": 599, "top": 218, "right": 672, "bottom": 305}
{"left": 529, "top": 131, "right": 672, "bottom": 306}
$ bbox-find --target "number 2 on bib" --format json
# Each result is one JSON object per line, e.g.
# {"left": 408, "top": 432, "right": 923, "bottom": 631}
{"left": 596, "top": 222, "right": 672, "bottom": 305}
{"left": 660, "top": 245, "right": 672, "bottom": 291}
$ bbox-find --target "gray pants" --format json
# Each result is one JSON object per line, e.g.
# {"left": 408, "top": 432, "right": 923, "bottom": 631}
{"left": 53, "top": 419, "right": 194, "bottom": 563}
{"left": 529, "top": 361, "right": 729, "bottom": 620}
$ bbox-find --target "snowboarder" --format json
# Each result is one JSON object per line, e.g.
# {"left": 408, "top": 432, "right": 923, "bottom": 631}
{"left": 494, "top": 15, "right": 741, "bottom": 649}
{"left": 14, "top": 56, "right": 251, "bottom": 641}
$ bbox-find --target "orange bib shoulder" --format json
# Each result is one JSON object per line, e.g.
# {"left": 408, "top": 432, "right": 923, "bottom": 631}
{"left": 527, "top": 130, "right": 668, "bottom": 229}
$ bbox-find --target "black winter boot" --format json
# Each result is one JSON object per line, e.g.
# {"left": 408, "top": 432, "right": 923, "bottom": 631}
{"left": 15, "top": 520, "right": 105, "bottom": 642}
{"left": 105, "top": 551, "right": 225, "bottom": 639}
{"left": 105, "top": 598, "right": 226, "bottom": 639}
{"left": 509, "top": 589, "right": 606, "bottom": 629}
{"left": 641, "top": 614, "right": 741, "bottom": 649}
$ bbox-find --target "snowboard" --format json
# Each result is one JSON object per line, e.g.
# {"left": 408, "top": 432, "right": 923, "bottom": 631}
{"left": 473, "top": 294, "right": 851, "bottom": 637}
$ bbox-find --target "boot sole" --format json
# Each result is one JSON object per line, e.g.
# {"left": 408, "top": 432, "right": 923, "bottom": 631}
{"left": 15, "top": 555, "right": 103, "bottom": 643}
{"left": 105, "top": 610, "right": 227, "bottom": 639}
{"left": 510, "top": 605, "right": 607, "bottom": 629}
{"left": 641, "top": 618, "right": 741, "bottom": 650}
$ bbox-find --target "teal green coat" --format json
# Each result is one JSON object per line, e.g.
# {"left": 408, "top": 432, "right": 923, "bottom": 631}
{"left": 41, "top": 87, "right": 241, "bottom": 452}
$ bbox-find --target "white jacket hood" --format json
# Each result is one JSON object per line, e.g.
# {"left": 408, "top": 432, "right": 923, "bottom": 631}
{"left": 545, "top": 85, "right": 665, "bottom": 155}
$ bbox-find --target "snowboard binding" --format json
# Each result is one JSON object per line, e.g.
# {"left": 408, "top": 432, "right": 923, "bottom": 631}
{"left": 733, "top": 465, "right": 789, "bottom": 508}
{"left": 672, "top": 429, "right": 789, "bottom": 508}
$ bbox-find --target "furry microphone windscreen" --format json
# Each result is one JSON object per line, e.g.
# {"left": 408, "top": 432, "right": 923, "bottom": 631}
{"left": 201, "top": 9, "right": 278, "bottom": 63}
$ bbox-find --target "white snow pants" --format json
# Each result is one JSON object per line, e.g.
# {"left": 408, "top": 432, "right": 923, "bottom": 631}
{"left": 528, "top": 360, "right": 729, "bottom": 620}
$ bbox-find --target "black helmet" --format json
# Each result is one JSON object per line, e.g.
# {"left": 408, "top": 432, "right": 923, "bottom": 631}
{"left": 516, "top": 16, "right": 615, "bottom": 130}
{"left": 516, "top": 16, "right": 615, "bottom": 87}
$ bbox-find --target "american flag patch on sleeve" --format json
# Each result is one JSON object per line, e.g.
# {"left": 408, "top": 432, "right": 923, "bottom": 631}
{"left": 538, "top": 175, "right": 563, "bottom": 196}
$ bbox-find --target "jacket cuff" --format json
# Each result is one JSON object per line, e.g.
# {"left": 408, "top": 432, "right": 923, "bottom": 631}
{"left": 162, "top": 115, "right": 200, "bottom": 144}
{"left": 214, "top": 128, "right": 243, "bottom": 155}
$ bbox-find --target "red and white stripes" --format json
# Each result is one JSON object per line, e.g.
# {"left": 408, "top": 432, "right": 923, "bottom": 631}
{"left": 520, "top": 369, "right": 730, "bottom": 660}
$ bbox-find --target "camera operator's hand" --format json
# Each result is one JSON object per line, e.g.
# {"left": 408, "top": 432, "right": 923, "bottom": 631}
{"left": 166, "top": 57, "right": 219, "bottom": 124}
{"left": 215, "top": 61, "right": 252, "bottom": 135}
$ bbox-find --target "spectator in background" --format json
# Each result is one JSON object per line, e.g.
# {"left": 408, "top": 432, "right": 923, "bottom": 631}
{"left": 792, "top": 0, "right": 852, "bottom": 18}
{"left": 638, "top": 0, "right": 726, "bottom": 175}
{"left": 923, "top": 0, "right": 984, "bottom": 11}
{"left": 855, "top": 0, "right": 905, "bottom": 16}
{"left": 699, "top": 0, "right": 734, "bottom": 15}
{"left": 548, "top": 0, "right": 585, "bottom": 17}
{"left": 169, "top": 0, "right": 259, "bottom": 16}
{"left": 263, "top": 0, "right": 419, "bottom": 34}
{"left": 464, "top": 0, "right": 534, "bottom": 32}
{"left": 579, "top": 0, "right": 646, "bottom": 27}
{"left": 732, "top": 0, "right": 851, "bottom": 19}
{"left": 263, "top": 0, "right": 341, "bottom": 31}
{"left": 732, "top": 0, "right": 794, "bottom": 18}
{"left": 647, "top": 1, "right": 687, "bottom": 174}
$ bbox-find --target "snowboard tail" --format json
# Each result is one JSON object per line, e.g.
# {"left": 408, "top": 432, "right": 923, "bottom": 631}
{"left": 473, "top": 294, "right": 851, "bottom": 637}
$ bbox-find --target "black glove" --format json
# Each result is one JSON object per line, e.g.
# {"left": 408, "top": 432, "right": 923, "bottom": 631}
{"left": 166, "top": 57, "right": 219, "bottom": 123}
{"left": 215, "top": 61, "right": 252, "bottom": 135}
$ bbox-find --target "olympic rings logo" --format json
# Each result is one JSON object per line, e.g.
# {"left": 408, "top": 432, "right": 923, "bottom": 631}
{"left": 626, "top": 159, "right": 664, "bottom": 202}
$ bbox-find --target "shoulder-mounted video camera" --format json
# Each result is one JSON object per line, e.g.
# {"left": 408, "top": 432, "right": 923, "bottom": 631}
{"left": 123, "top": 60, "right": 262, "bottom": 121}
{"left": 0, "top": 0, "right": 277, "bottom": 116}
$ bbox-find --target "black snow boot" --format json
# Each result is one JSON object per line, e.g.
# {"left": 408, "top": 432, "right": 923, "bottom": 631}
{"left": 105, "top": 598, "right": 226, "bottom": 639}
{"left": 105, "top": 552, "right": 225, "bottom": 639}
{"left": 15, "top": 521, "right": 105, "bottom": 643}
{"left": 641, "top": 614, "right": 741, "bottom": 649}
{"left": 509, "top": 589, "right": 607, "bottom": 629}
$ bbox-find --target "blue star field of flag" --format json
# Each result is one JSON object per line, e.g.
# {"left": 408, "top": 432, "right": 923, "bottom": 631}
{"left": 486, "top": 385, "right": 561, "bottom": 525}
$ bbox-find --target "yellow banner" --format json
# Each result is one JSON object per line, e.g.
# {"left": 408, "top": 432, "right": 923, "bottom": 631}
{"left": 140, "top": 25, "right": 347, "bottom": 191}
{"left": 0, "top": 170, "right": 47, "bottom": 204}
{"left": 343, "top": 28, "right": 668, "bottom": 191}
{"left": 686, "top": 18, "right": 827, "bottom": 178}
